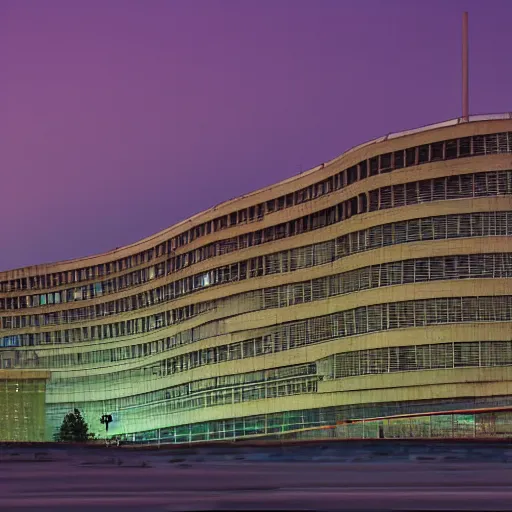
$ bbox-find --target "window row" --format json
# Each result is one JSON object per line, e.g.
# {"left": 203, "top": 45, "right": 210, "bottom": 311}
{"left": 159, "top": 362, "right": 317, "bottom": 402}
{"left": 43, "top": 295, "right": 512, "bottom": 391}
{"left": 99, "top": 373, "right": 318, "bottom": 417}
{"left": 116, "top": 409, "right": 326, "bottom": 443}
{"left": 368, "top": 170, "right": 512, "bottom": 211}
{"left": 4, "top": 167, "right": 512, "bottom": 315}
{"left": 330, "top": 340, "right": 512, "bottom": 378}
{"left": 263, "top": 252, "right": 512, "bottom": 309}
{"left": 134, "top": 378, "right": 317, "bottom": 415}
{"left": 3, "top": 131, "right": 512, "bottom": 294}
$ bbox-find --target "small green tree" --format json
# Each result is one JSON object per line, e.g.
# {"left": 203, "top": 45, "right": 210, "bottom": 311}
{"left": 58, "top": 408, "right": 90, "bottom": 442}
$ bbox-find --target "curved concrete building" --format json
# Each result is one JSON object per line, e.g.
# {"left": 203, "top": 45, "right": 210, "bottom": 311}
{"left": 2, "top": 114, "right": 512, "bottom": 443}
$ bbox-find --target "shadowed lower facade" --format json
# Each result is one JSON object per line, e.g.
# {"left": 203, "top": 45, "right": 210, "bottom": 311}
{"left": 2, "top": 114, "right": 512, "bottom": 443}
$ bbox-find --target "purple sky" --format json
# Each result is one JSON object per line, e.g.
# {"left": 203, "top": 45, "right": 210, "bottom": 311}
{"left": 1, "top": 0, "right": 511, "bottom": 271}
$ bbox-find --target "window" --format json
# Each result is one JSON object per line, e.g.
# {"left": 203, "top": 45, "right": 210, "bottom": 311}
{"left": 380, "top": 153, "right": 392, "bottom": 172}
{"left": 347, "top": 166, "right": 358, "bottom": 185}
{"left": 445, "top": 139, "right": 457, "bottom": 159}
{"left": 431, "top": 142, "right": 444, "bottom": 161}
{"left": 473, "top": 136, "right": 485, "bottom": 155}
{"left": 405, "top": 147, "right": 416, "bottom": 166}
{"left": 359, "top": 161, "right": 367, "bottom": 179}
{"left": 418, "top": 145, "right": 429, "bottom": 164}
{"left": 369, "top": 157, "right": 379, "bottom": 176}
{"left": 394, "top": 150, "right": 404, "bottom": 169}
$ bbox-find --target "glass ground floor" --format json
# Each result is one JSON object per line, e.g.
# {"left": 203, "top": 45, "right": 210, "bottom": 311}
{"left": 112, "top": 395, "right": 512, "bottom": 445}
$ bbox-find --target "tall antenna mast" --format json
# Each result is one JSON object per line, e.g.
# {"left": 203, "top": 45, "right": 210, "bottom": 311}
{"left": 462, "top": 12, "right": 469, "bottom": 121}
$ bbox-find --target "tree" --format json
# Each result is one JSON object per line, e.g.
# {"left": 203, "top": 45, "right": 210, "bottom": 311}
{"left": 58, "top": 408, "right": 90, "bottom": 442}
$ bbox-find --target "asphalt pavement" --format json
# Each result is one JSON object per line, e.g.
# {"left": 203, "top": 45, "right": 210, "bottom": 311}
{"left": 2, "top": 447, "right": 512, "bottom": 511}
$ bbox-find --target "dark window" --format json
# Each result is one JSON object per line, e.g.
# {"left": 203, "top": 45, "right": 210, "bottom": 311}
{"left": 433, "top": 177, "right": 446, "bottom": 200}
{"left": 473, "top": 136, "right": 485, "bottom": 155}
{"left": 369, "top": 190, "right": 379, "bottom": 211}
{"left": 359, "top": 193, "right": 368, "bottom": 213}
{"left": 334, "top": 172, "right": 342, "bottom": 190}
{"left": 460, "top": 174, "right": 473, "bottom": 196}
{"left": 405, "top": 147, "right": 416, "bottom": 166}
{"left": 369, "top": 157, "right": 379, "bottom": 176}
{"left": 394, "top": 150, "right": 404, "bottom": 169}
{"left": 380, "top": 153, "right": 392, "bottom": 172}
{"left": 445, "top": 139, "right": 457, "bottom": 159}
{"left": 350, "top": 196, "right": 358, "bottom": 215}
{"left": 405, "top": 182, "right": 418, "bottom": 204}
{"left": 418, "top": 180, "right": 432, "bottom": 202}
{"left": 418, "top": 145, "right": 429, "bottom": 164}
{"left": 446, "top": 175, "right": 460, "bottom": 199}
{"left": 459, "top": 137, "right": 471, "bottom": 156}
{"left": 359, "top": 161, "right": 368, "bottom": 179}
{"left": 431, "top": 142, "right": 444, "bottom": 161}
{"left": 347, "top": 166, "right": 357, "bottom": 185}
{"left": 485, "top": 134, "right": 498, "bottom": 154}
{"left": 338, "top": 170, "right": 346, "bottom": 189}
{"left": 393, "top": 184, "right": 405, "bottom": 207}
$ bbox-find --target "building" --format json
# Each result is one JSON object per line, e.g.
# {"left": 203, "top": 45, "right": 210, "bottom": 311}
{"left": 2, "top": 114, "right": 512, "bottom": 443}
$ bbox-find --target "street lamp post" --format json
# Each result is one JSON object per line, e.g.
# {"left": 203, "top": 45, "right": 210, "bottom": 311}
{"left": 100, "top": 414, "right": 113, "bottom": 433}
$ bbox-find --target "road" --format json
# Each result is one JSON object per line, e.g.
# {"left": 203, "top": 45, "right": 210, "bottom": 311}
{"left": 2, "top": 453, "right": 512, "bottom": 511}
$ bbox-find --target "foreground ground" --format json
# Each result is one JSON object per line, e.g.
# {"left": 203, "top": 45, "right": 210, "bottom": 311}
{"left": 2, "top": 442, "right": 512, "bottom": 511}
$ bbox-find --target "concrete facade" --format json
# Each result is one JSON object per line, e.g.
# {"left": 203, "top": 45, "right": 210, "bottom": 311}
{"left": 2, "top": 114, "right": 512, "bottom": 442}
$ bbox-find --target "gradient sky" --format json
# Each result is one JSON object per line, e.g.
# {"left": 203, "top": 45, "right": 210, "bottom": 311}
{"left": 1, "top": 0, "right": 511, "bottom": 271}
